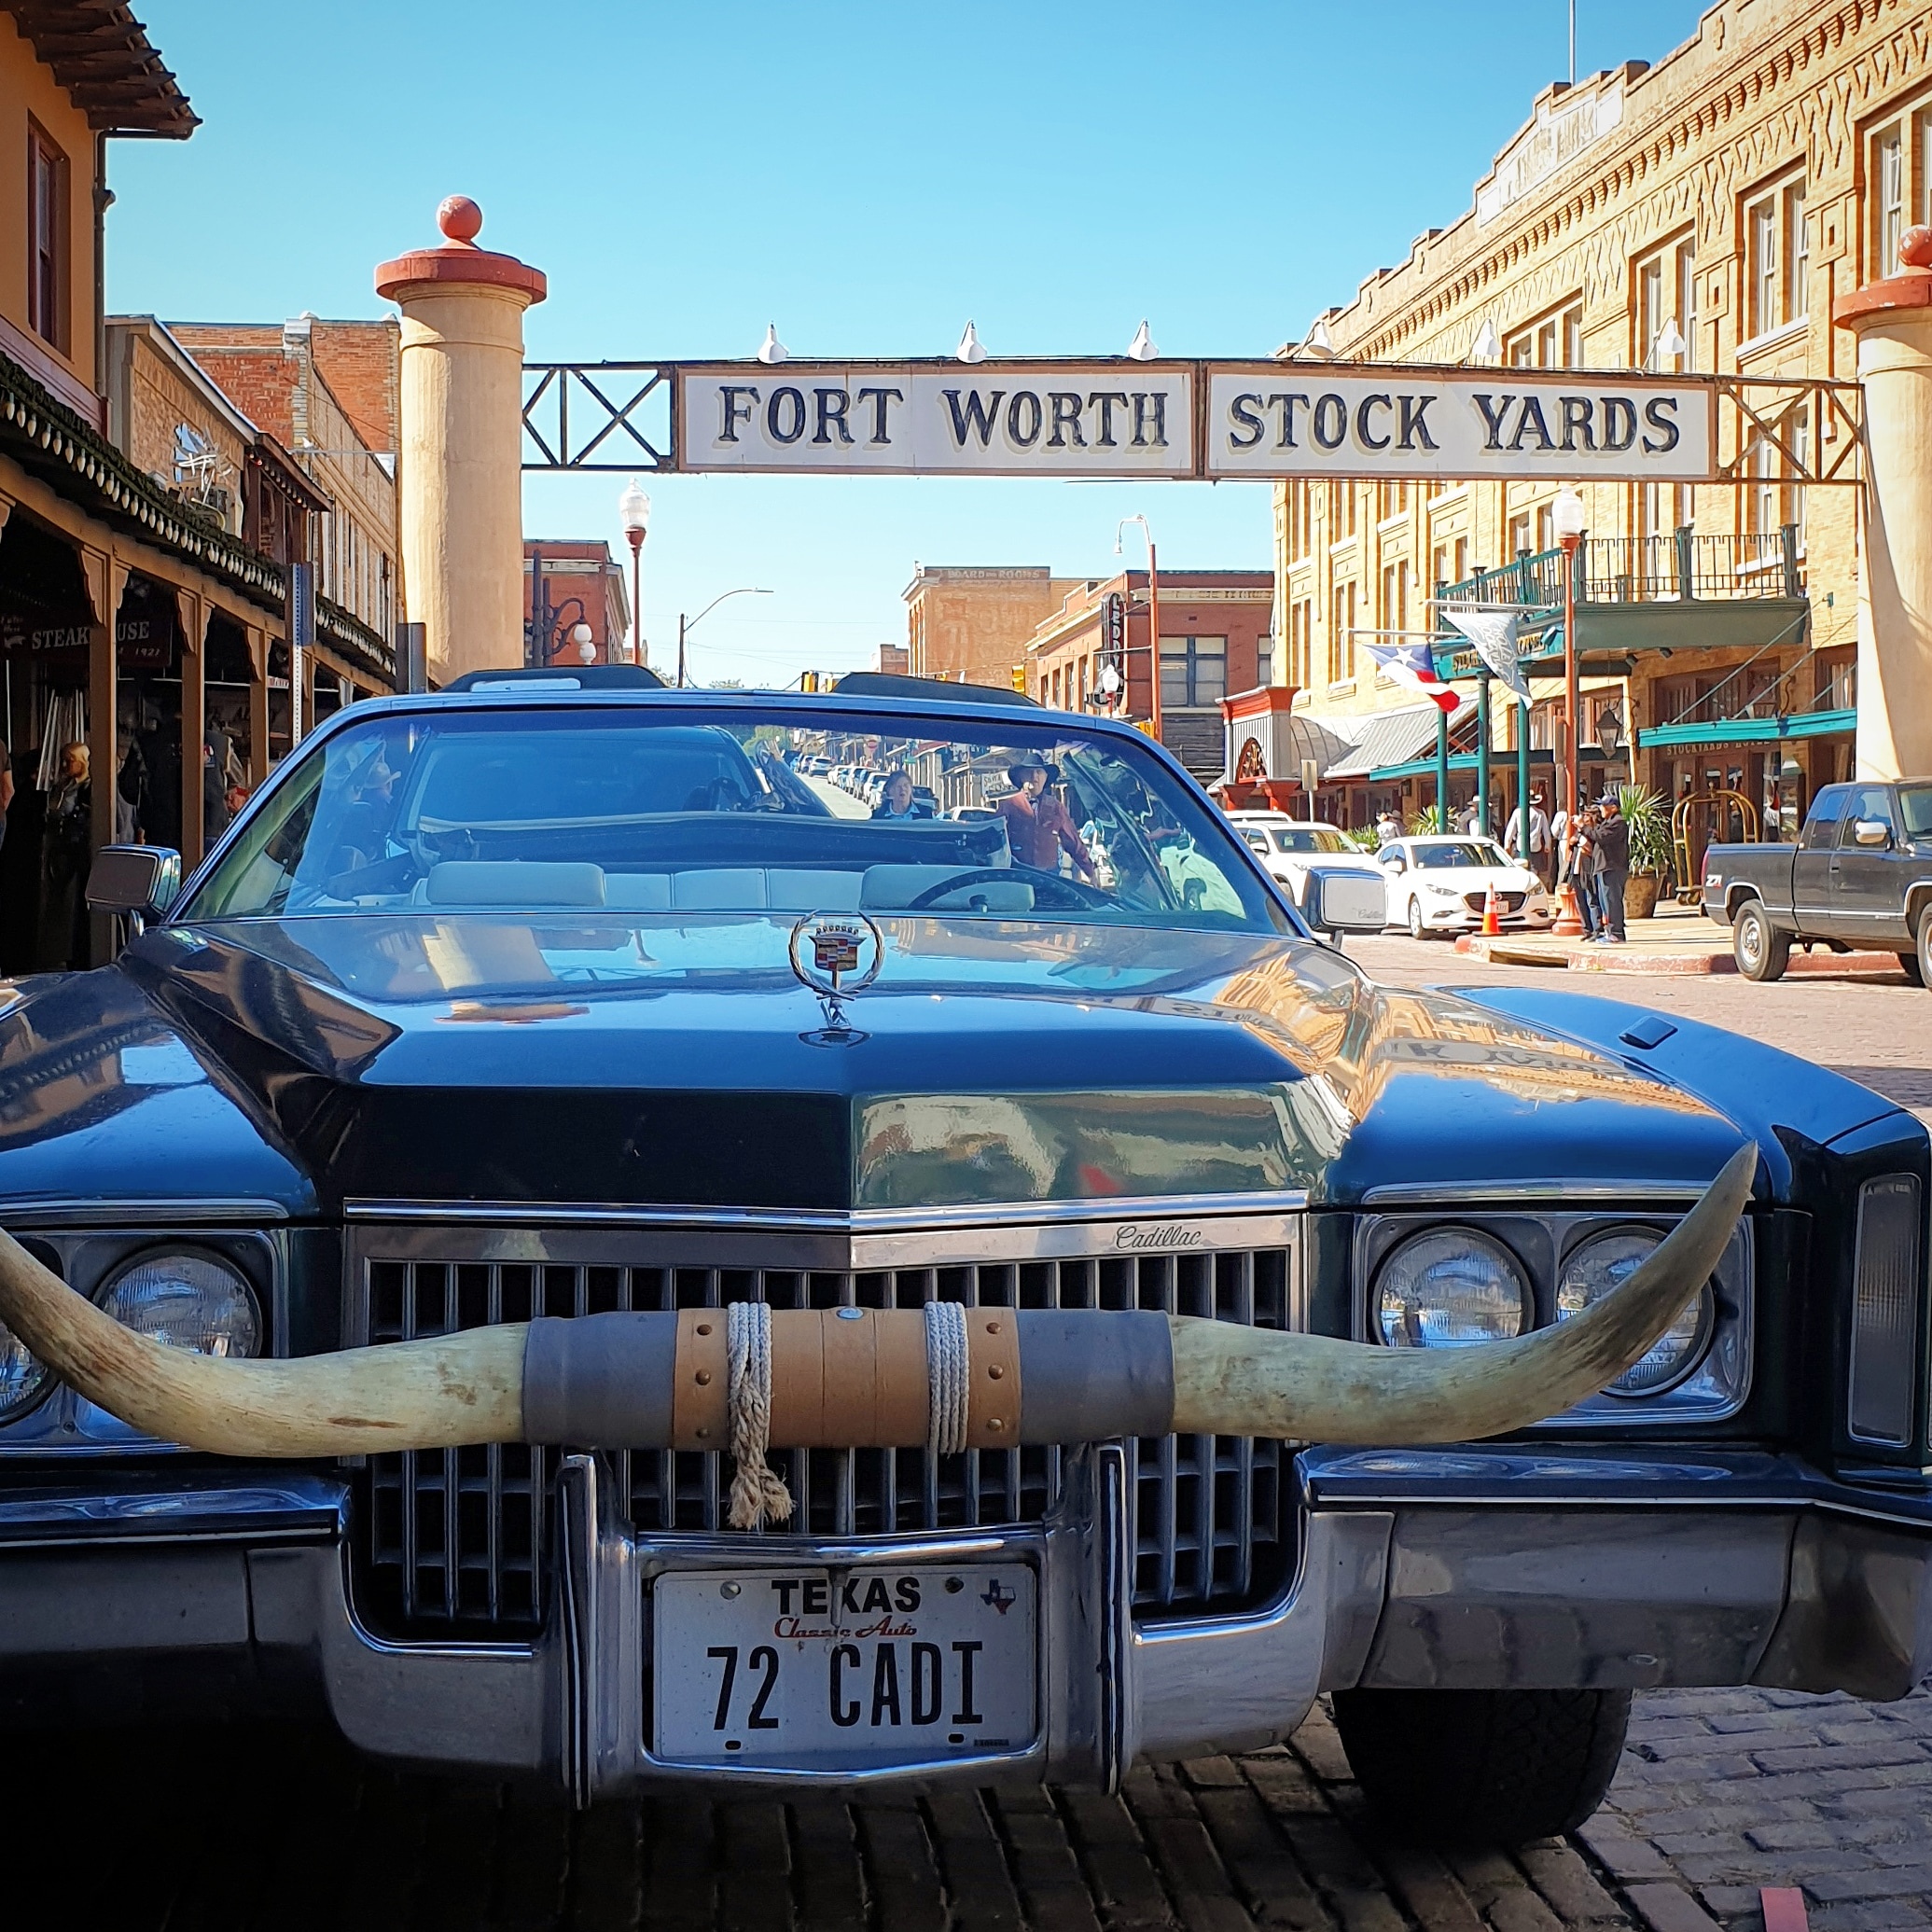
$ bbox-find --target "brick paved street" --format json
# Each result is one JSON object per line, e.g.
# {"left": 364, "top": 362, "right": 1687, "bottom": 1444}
{"left": 22, "top": 942, "right": 1932, "bottom": 1932}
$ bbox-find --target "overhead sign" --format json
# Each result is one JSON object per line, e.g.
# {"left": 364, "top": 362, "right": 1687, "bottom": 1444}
{"left": 1205, "top": 366, "right": 1710, "bottom": 481}
{"left": 674, "top": 363, "right": 1194, "bottom": 478}
{"left": 669, "top": 360, "right": 1717, "bottom": 481}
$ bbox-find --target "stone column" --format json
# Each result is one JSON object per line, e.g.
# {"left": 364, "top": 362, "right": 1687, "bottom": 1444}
{"left": 376, "top": 198, "right": 545, "bottom": 685}
{"left": 1836, "top": 226, "right": 1932, "bottom": 781}
{"left": 175, "top": 589, "right": 205, "bottom": 873}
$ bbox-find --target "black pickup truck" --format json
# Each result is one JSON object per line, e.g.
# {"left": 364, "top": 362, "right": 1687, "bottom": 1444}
{"left": 1702, "top": 779, "right": 1932, "bottom": 981}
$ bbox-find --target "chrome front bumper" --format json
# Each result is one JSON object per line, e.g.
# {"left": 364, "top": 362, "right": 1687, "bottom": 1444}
{"left": 2, "top": 1447, "right": 1929, "bottom": 1797}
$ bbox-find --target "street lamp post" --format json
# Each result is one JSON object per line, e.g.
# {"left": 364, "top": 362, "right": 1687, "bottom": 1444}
{"left": 1116, "top": 516, "right": 1161, "bottom": 742}
{"left": 525, "top": 548, "right": 593, "bottom": 669}
{"left": 619, "top": 480, "right": 650, "bottom": 667}
{"left": 675, "top": 586, "right": 773, "bottom": 688}
{"left": 1552, "top": 484, "right": 1589, "bottom": 937}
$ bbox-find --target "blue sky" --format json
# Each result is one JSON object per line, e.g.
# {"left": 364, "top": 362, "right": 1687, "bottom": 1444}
{"left": 106, "top": 0, "right": 1704, "bottom": 686}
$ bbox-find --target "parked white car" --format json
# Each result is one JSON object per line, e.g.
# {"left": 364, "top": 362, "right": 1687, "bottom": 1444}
{"left": 1225, "top": 814, "right": 1387, "bottom": 928}
{"left": 1379, "top": 835, "right": 1556, "bottom": 938}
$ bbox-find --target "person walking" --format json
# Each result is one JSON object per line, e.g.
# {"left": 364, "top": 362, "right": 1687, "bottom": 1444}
{"left": 1566, "top": 805, "right": 1600, "bottom": 939}
{"left": 1504, "top": 786, "right": 1552, "bottom": 890}
{"left": 997, "top": 757, "right": 1097, "bottom": 880}
{"left": 37, "top": 742, "right": 91, "bottom": 970}
{"left": 1374, "top": 809, "right": 1401, "bottom": 849}
{"left": 1588, "top": 791, "right": 1631, "bottom": 942}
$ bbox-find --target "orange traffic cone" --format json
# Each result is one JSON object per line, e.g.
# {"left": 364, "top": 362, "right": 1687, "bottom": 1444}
{"left": 1481, "top": 883, "right": 1502, "bottom": 935}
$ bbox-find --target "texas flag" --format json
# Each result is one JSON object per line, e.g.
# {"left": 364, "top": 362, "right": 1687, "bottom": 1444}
{"left": 1363, "top": 637, "right": 1460, "bottom": 716}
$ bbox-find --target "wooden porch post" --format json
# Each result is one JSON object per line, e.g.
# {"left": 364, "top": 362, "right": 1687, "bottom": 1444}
{"left": 245, "top": 624, "right": 269, "bottom": 786}
{"left": 80, "top": 547, "right": 127, "bottom": 966}
{"left": 176, "top": 589, "right": 206, "bottom": 874}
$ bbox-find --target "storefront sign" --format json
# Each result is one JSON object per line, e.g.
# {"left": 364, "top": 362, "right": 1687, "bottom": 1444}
{"left": 1205, "top": 368, "right": 1711, "bottom": 481}
{"left": 674, "top": 364, "right": 1194, "bottom": 478}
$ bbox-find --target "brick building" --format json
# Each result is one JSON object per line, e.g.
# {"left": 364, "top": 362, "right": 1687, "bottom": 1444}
{"left": 522, "top": 539, "right": 630, "bottom": 667}
{"left": 1272, "top": 0, "right": 1921, "bottom": 855}
{"left": 1025, "top": 570, "right": 1274, "bottom": 779}
{"left": 165, "top": 317, "right": 399, "bottom": 722}
{"left": 902, "top": 564, "right": 1077, "bottom": 689}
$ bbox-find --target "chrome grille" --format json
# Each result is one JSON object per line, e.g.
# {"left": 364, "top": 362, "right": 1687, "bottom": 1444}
{"left": 354, "top": 1240, "right": 1293, "bottom": 1641}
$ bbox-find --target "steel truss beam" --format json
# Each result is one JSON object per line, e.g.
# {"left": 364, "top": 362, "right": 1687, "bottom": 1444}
{"left": 521, "top": 364, "right": 672, "bottom": 473}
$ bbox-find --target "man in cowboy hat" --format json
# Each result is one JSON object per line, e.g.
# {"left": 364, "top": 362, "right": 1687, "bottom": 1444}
{"left": 997, "top": 755, "right": 1097, "bottom": 880}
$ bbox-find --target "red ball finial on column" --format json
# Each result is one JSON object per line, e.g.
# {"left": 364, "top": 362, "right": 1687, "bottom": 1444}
{"left": 1900, "top": 224, "right": 1932, "bottom": 271}
{"left": 437, "top": 195, "right": 483, "bottom": 246}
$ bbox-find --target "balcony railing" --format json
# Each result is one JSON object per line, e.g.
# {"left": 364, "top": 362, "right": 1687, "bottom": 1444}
{"left": 1436, "top": 526, "right": 1803, "bottom": 619}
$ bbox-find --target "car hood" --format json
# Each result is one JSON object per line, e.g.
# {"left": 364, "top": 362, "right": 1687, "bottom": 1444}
{"left": 0, "top": 911, "right": 1760, "bottom": 1216}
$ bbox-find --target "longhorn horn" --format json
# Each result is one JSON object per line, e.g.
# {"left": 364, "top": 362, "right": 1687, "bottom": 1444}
{"left": 1169, "top": 1142, "right": 1757, "bottom": 1440}
{"left": 0, "top": 1144, "right": 1754, "bottom": 1457}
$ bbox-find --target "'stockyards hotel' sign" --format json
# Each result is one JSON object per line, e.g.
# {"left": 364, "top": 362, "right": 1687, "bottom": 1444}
{"left": 673, "top": 361, "right": 1714, "bottom": 482}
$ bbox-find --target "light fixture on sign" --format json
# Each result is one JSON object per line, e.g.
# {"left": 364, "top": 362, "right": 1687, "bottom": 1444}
{"left": 571, "top": 622, "right": 596, "bottom": 665}
{"left": 1294, "top": 314, "right": 1336, "bottom": 361}
{"left": 1647, "top": 316, "right": 1686, "bottom": 371}
{"left": 955, "top": 321, "right": 987, "bottom": 364}
{"left": 1466, "top": 316, "right": 1502, "bottom": 364}
{"left": 756, "top": 323, "right": 788, "bottom": 365}
{"left": 1100, "top": 663, "right": 1121, "bottom": 696}
{"left": 1125, "top": 320, "right": 1158, "bottom": 361}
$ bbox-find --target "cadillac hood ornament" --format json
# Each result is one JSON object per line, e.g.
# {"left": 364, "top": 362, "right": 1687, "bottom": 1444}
{"left": 787, "top": 910, "right": 883, "bottom": 1044}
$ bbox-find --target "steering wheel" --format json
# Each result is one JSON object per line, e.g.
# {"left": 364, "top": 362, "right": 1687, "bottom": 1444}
{"left": 907, "top": 866, "right": 1111, "bottom": 911}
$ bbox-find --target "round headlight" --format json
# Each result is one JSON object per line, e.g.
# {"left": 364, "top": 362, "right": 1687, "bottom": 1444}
{"left": 98, "top": 1251, "right": 261, "bottom": 1359}
{"left": 1556, "top": 1228, "right": 1712, "bottom": 1397}
{"left": 1375, "top": 1230, "right": 1532, "bottom": 1347}
{"left": 0, "top": 1315, "right": 51, "bottom": 1422}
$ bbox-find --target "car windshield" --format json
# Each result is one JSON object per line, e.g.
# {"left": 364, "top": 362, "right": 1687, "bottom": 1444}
{"left": 1410, "top": 841, "right": 1506, "bottom": 869}
{"left": 184, "top": 702, "right": 1289, "bottom": 936}
{"left": 1270, "top": 827, "right": 1351, "bottom": 854}
{"left": 1898, "top": 786, "right": 1932, "bottom": 840}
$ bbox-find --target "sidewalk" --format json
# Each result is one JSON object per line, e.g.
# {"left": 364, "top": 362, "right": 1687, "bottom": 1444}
{"left": 1452, "top": 899, "right": 1911, "bottom": 978}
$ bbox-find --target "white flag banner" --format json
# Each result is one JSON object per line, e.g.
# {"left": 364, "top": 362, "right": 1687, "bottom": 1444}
{"left": 1441, "top": 608, "right": 1530, "bottom": 703}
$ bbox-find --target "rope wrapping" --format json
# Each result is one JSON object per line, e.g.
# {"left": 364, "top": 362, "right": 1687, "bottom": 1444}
{"left": 924, "top": 1299, "right": 970, "bottom": 1456}
{"left": 726, "top": 1300, "right": 793, "bottom": 1530}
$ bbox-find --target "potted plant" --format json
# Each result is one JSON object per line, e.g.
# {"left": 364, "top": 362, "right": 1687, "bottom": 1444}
{"left": 1618, "top": 783, "right": 1671, "bottom": 922}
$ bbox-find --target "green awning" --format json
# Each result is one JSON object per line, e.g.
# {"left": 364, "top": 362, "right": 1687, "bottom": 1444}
{"left": 1367, "top": 749, "right": 1558, "bottom": 784}
{"left": 1636, "top": 707, "right": 1855, "bottom": 751}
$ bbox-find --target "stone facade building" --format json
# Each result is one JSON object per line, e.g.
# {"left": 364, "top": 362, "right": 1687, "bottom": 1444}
{"left": 1272, "top": 0, "right": 1925, "bottom": 861}
{"left": 902, "top": 564, "right": 1077, "bottom": 690}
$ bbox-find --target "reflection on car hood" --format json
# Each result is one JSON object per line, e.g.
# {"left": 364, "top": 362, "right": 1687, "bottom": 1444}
{"left": 0, "top": 912, "right": 1752, "bottom": 1214}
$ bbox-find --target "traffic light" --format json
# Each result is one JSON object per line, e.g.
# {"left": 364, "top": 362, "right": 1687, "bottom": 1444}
{"left": 1010, "top": 665, "right": 1027, "bottom": 693}
{"left": 799, "top": 670, "right": 823, "bottom": 692}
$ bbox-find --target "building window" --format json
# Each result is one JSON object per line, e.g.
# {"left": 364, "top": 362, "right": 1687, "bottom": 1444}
{"left": 1452, "top": 535, "right": 1469, "bottom": 584}
{"left": 27, "top": 121, "right": 67, "bottom": 353}
{"left": 1636, "top": 233, "right": 1697, "bottom": 370}
{"left": 1256, "top": 633, "right": 1273, "bottom": 690}
{"left": 1159, "top": 635, "right": 1227, "bottom": 710}
{"left": 1508, "top": 511, "right": 1533, "bottom": 558}
{"left": 1507, "top": 299, "right": 1584, "bottom": 370}
{"left": 1746, "top": 174, "right": 1806, "bottom": 339}
{"left": 1378, "top": 480, "right": 1410, "bottom": 521}
{"left": 1877, "top": 122, "right": 1905, "bottom": 273}
{"left": 1536, "top": 502, "right": 1555, "bottom": 553}
{"left": 1327, "top": 582, "right": 1356, "bottom": 685}
{"left": 1289, "top": 597, "right": 1313, "bottom": 688}
{"left": 1339, "top": 482, "right": 1357, "bottom": 539}
{"left": 1380, "top": 559, "right": 1411, "bottom": 637}
{"left": 1286, "top": 481, "right": 1313, "bottom": 561}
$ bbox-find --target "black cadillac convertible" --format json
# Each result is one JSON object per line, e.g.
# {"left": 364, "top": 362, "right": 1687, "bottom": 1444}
{"left": 0, "top": 668, "right": 1925, "bottom": 1844}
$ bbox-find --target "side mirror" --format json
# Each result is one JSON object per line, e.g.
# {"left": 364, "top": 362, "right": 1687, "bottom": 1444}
{"left": 1305, "top": 870, "right": 1389, "bottom": 935}
{"left": 1384, "top": 855, "right": 1406, "bottom": 873}
{"left": 86, "top": 845, "right": 181, "bottom": 929}
{"left": 1852, "top": 819, "right": 1892, "bottom": 848}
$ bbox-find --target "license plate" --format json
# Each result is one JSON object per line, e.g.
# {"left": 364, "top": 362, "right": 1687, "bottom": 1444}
{"left": 651, "top": 1562, "right": 1037, "bottom": 1770}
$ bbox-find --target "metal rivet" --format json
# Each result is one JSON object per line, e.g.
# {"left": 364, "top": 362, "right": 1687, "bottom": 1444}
{"left": 988, "top": 1417, "right": 1005, "bottom": 1432}
{"left": 696, "top": 1369, "right": 712, "bottom": 1385}
{"left": 722, "top": 1581, "right": 742, "bottom": 1598}
{"left": 696, "top": 1323, "right": 713, "bottom": 1337}
{"left": 945, "top": 1576, "right": 964, "bottom": 1593}
{"left": 836, "top": 1307, "right": 865, "bottom": 1321}
{"left": 696, "top": 1427, "right": 709, "bottom": 1439}
{"left": 988, "top": 1365, "right": 1004, "bottom": 1380}
{"left": 986, "top": 1320, "right": 1002, "bottom": 1334}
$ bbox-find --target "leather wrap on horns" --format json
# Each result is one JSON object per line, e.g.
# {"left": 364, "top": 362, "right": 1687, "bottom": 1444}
{"left": 0, "top": 1144, "right": 1754, "bottom": 1458}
